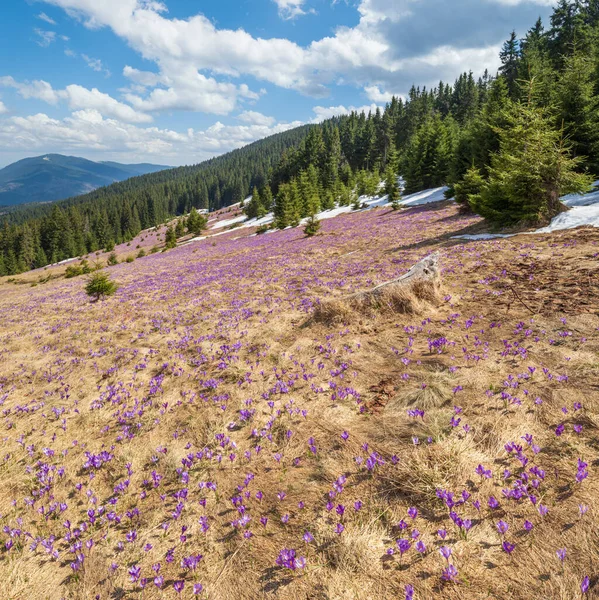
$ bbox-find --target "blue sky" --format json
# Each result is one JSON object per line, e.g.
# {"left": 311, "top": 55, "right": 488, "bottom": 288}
{"left": 0, "top": 0, "right": 554, "bottom": 168}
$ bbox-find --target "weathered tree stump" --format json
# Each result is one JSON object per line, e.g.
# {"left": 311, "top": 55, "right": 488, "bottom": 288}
{"left": 312, "top": 252, "right": 441, "bottom": 324}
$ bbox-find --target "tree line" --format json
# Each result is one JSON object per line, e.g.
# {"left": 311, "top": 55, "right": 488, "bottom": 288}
{"left": 2, "top": 0, "right": 599, "bottom": 275}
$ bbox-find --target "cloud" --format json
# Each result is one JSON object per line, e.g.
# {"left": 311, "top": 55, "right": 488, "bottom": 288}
{"left": 82, "top": 54, "right": 111, "bottom": 77}
{"left": 0, "top": 101, "right": 7, "bottom": 115}
{"left": 237, "top": 111, "right": 276, "bottom": 127}
{"left": 311, "top": 103, "right": 382, "bottom": 122}
{"left": 364, "top": 85, "right": 395, "bottom": 103}
{"left": 0, "top": 76, "right": 64, "bottom": 104}
{"left": 37, "top": 12, "right": 57, "bottom": 25}
{"left": 34, "top": 28, "right": 57, "bottom": 47}
{"left": 40, "top": 0, "right": 541, "bottom": 103}
{"left": 0, "top": 77, "right": 151, "bottom": 123}
{"left": 272, "top": 0, "right": 313, "bottom": 19}
{"left": 123, "top": 65, "right": 259, "bottom": 115}
{"left": 490, "top": 0, "right": 554, "bottom": 5}
{"left": 0, "top": 109, "right": 304, "bottom": 165}
{"left": 65, "top": 85, "right": 152, "bottom": 122}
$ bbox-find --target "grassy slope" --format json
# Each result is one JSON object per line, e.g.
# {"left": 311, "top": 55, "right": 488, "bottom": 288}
{"left": 0, "top": 201, "right": 598, "bottom": 599}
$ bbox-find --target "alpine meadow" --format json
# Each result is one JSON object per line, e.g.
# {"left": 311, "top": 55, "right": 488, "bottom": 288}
{"left": 0, "top": 1, "right": 599, "bottom": 599}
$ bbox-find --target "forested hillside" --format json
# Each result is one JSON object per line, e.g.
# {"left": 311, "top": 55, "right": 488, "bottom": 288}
{"left": 2, "top": 0, "right": 599, "bottom": 275}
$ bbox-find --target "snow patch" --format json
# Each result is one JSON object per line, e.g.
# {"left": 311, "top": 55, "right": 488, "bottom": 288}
{"left": 401, "top": 186, "right": 449, "bottom": 207}
{"left": 211, "top": 214, "right": 247, "bottom": 229}
{"left": 534, "top": 203, "right": 599, "bottom": 233}
{"left": 453, "top": 233, "right": 512, "bottom": 241}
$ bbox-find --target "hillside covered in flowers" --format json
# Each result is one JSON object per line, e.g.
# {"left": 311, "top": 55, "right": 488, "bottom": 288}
{"left": 0, "top": 196, "right": 597, "bottom": 599}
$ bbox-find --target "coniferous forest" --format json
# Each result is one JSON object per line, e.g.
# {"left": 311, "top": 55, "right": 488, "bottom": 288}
{"left": 1, "top": 0, "right": 599, "bottom": 276}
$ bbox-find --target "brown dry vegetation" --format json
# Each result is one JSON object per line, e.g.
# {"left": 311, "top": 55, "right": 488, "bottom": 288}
{"left": 0, "top": 206, "right": 598, "bottom": 600}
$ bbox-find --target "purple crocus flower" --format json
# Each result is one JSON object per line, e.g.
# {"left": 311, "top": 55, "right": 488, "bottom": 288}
{"left": 128, "top": 565, "right": 141, "bottom": 583}
{"left": 523, "top": 520, "right": 534, "bottom": 531}
{"left": 442, "top": 564, "right": 458, "bottom": 582}
{"left": 581, "top": 576, "right": 590, "bottom": 594}
{"left": 556, "top": 548, "right": 566, "bottom": 562}
{"left": 496, "top": 520, "right": 509, "bottom": 535}
{"left": 502, "top": 541, "right": 516, "bottom": 554}
{"left": 405, "top": 584, "right": 414, "bottom": 600}
{"left": 396, "top": 538, "right": 411, "bottom": 555}
{"left": 173, "top": 580, "right": 185, "bottom": 594}
{"left": 439, "top": 546, "right": 452, "bottom": 560}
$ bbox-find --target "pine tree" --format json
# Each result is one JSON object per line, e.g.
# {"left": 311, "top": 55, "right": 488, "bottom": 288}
{"left": 303, "top": 215, "right": 321, "bottom": 237}
{"left": 245, "top": 187, "right": 263, "bottom": 219}
{"left": 85, "top": 271, "right": 119, "bottom": 302}
{"left": 299, "top": 166, "right": 321, "bottom": 217}
{"left": 470, "top": 94, "right": 593, "bottom": 224}
{"left": 323, "top": 126, "right": 341, "bottom": 190}
{"left": 274, "top": 183, "right": 294, "bottom": 229}
{"left": 453, "top": 165, "right": 485, "bottom": 207}
{"left": 164, "top": 226, "right": 178, "bottom": 249}
{"left": 469, "top": 77, "right": 511, "bottom": 175}
{"left": 499, "top": 31, "right": 522, "bottom": 98}
{"left": 554, "top": 48, "right": 599, "bottom": 172}
{"left": 187, "top": 207, "right": 207, "bottom": 236}
{"left": 260, "top": 185, "right": 273, "bottom": 213}
{"left": 385, "top": 166, "right": 401, "bottom": 210}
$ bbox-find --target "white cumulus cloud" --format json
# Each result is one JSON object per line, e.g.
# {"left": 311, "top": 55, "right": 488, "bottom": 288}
{"left": 272, "top": 0, "right": 312, "bottom": 19}
{"left": 0, "top": 77, "right": 151, "bottom": 123}
{"left": 40, "top": 0, "right": 514, "bottom": 103}
{"left": 0, "top": 109, "right": 304, "bottom": 166}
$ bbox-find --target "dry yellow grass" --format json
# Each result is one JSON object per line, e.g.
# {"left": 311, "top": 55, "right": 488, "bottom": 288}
{"left": 0, "top": 207, "right": 598, "bottom": 599}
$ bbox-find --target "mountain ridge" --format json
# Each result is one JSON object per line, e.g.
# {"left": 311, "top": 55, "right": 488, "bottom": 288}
{"left": 0, "top": 154, "right": 170, "bottom": 207}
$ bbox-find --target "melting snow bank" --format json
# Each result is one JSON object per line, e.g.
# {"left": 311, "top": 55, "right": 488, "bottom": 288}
{"left": 210, "top": 186, "right": 450, "bottom": 231}
{"left": 455, "top": 233, "right": 512, "bottom": 241}
{"left": 401, "top": 186, "right": 449, "bottom": 206}
{"left": 211, "top": 214, "right": 248, "bottom": 229}
{"left": 534, "top": 203, "right": 599, "bottom": 233}
{"left": 453, "top": 183, "right": 599, "bottom": 240}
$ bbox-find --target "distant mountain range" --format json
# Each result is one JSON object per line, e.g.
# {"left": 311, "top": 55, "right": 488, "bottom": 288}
{"left": 0, "top": 154, "right": 170, "bottom": 207}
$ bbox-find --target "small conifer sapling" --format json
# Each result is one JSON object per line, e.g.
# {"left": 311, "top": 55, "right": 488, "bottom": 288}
{"left": 85, "top": 271, "right": 119, "bottom": 302}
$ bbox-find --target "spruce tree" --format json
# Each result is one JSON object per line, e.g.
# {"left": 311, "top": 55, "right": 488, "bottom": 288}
{"left": 245, "top": 187, "right": 262, "bottom": 219}
{"left": 470, "top": 95, "right": 593, "bottom": 225}
{"left": 499, "top": 31, "right": 522, "bottom": 98}
{"left": 85, "top": 271, "right": 119, "bottom": 302}
{"left": 453, "top": 165, "right": 485, "bottom": 207}
{"left": 385, "top": 167, "right": 401, "bottom": 210}
{"left": 260, "top": 185, "right": 273, "bottom": 213}
{"left": 164, "top": 226, "right": 178, "bottom": 249}
{"left": 303, "top": 215, "right": 321, "bottom": 237}
{"left": 274, "top": 183, "right": 294, "bottom": 229}
{"left": 554, "top": 49, "right": 599, "bottom": 173}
